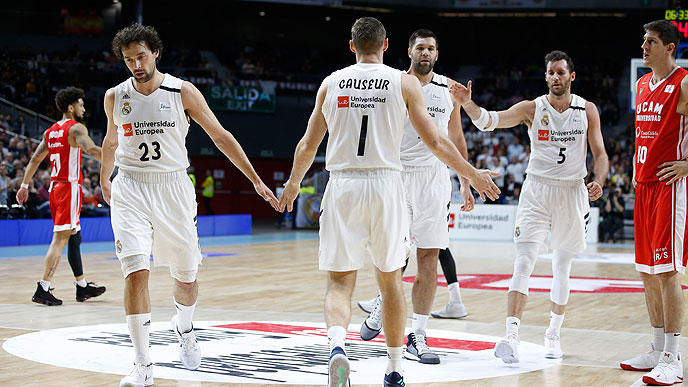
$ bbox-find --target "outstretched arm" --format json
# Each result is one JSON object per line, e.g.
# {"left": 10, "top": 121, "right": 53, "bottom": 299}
{"left": 403, "top": 73, "right": 500, "bottom": 201}
{"left": 182, "top": 81, "right": 279, "bottom": 210}
{"left": 16, "top": 134, "right": 48, "bottom": 204}
{"left": 447, "top": 78, "right": 474, "bottom": 211}
{"left": 279, "top": 79, "right": 329, "bottom": 212}
{"left": 450, "top": 80, "right": 534, "bottom": 129}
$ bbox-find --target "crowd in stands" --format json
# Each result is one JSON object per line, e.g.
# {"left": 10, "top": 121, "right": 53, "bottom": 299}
{"left": 0, "top": 43, "right": 635, "bottom": 241}
{"left": 0, "top": 126, "right": 107, "bottom": 220}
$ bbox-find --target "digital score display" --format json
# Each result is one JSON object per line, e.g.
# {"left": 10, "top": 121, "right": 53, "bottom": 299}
{"left": 666, "top": 9, "right": 688, "bottom": 39}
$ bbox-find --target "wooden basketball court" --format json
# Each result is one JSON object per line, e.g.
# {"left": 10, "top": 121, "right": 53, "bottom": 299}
{"left": 0, "top": 226, "right": 684, "bottom": 386}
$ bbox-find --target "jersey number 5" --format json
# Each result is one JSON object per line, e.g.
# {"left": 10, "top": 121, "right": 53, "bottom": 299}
{"left": 139, "top": 141, "right": 161, "bottom": 161}
{"left": 557, "top": 147, "right": 566, "bottom": 164}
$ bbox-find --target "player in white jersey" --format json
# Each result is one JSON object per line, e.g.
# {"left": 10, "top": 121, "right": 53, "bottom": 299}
{"left": 357, "top": 29, "right": 474, "bottom": 364}
{"left": 451, "top": 50, "right": 608, "bottom": 363}
{"left": 101, "top": 24, "right": 279, "bottom": 387}
{"left": 278, "top": 17, "right": 499, "bottom": 387}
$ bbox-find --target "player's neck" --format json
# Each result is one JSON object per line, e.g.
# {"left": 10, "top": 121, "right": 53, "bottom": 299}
{"left": 650, "top": 60, "right": 677, "bottom": 85}
{"left": 356, "top": 52, "right": 383, "bottom": 64}
{"left": 60, "top": 113, "right": 74, "bottom": 123}
{"left": 546, "top": 93, "right": 572, "bottom": 113}
{"left": 408, "top": 68, "right": 433, "bottom": 84}
{"left": 132, "top": 70, "right": 164, "bottom": 96}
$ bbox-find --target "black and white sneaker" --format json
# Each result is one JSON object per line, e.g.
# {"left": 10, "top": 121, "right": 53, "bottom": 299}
{"left": 32, "top": 282, "right": 62, "bottom": 306}
{"left": 404, "top": 331, "right": 440, "bottom": 364}
{"left": 76, "top": 282, "right": 106, "bottom": 302}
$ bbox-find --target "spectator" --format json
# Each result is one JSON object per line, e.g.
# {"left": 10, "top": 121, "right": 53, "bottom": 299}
{"left": 0, "top": 161, "right": 8, "bottom": 206}
{"left": 599, "top": 186, "right": 625, "bottom": 243}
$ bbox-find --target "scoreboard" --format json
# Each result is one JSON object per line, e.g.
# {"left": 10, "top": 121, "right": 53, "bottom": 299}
{"left": 666, "top": 9, "right": 688, "bottom": 39}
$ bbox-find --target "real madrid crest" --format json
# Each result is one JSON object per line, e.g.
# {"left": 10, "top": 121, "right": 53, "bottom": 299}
{"left": 116, "top": 239, "right": 122, "bottom": 254}
{"left": 514, "top": 226, "right": 520, "bottom": 238}
{"left": 540, "top": 114, "right": 549, "bottom": 126}
{"left": 121, "top": 101, "right": 132, "bottom": 115}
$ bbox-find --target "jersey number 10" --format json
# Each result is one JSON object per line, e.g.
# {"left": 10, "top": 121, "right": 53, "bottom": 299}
{"left": 637, "top": 145, "right": 648, "bottom": 164}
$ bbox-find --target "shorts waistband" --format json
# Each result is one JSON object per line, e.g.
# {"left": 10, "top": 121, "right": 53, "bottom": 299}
{"left": 330, "top": 168, "right": 401, "bottom": 178}
{"left": 118, "top": 169, "right": 188, "bottom": 183}
{"left": 402, "top": 164, "right": 440, "bottom": 172}
{"left": 527, "top": 174, "right": 583, "bottom": 187}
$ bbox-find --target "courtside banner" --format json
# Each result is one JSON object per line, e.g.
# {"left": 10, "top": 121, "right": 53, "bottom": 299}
{"left": 448, "top": 204, "right": 599, "bottom": 243}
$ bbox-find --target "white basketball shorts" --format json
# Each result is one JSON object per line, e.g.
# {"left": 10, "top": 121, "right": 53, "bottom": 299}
{"left": 111, "top": 169, "right": 202, "bottom": 274}
{"left": 319, "top": 169, "right": 409, "bottom": 272}
{"left": 513, "top": 174, "right": 590, "bottom": 253}
{"left": 402, "top": 163, "right": 451, "bottom": 249}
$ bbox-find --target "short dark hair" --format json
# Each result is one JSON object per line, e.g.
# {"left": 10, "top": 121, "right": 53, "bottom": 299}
{"left": 351, "top": 17, "right": 386, "bottom": 55}
{"left": 644, "top": 20, "right": 680, "bottom": 59}
{"left": 112, "top": 23, "right": 163, "bottom": 61}
{"left": 544, "top": 50, "right": 574, "bottom": 73}
{"left": 409, "top": 29, "right": 438, "bottom": 48}
{"left": 55, "top": 87, "right": 84, "bottom": 113}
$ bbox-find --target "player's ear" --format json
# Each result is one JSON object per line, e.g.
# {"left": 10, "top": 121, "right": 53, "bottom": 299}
{"left": 570, "top": 71, "right": 576, "bottom": 82}
{"left": 382, "top": 38, "right": 388, "bottom": 52}
{"left": 349, "top": 40, "right": 356, "bottom": 54}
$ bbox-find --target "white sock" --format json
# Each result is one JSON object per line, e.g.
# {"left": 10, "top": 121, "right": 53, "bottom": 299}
{"left": 386, "top": 346, "right": 403, "bottom": 374}
{"left": 76, "top": 279, "right": 87, "bottom": 288}
{"left": 653, "top": 326, "right": 665, "bottom": 350}
{"left": 548, "top": 311, "right": 565, "bottom": 333}
{"left": 126, "top": 313, "right": 152, "bottom": 365}
{"left": 327, "top": 325, "right": 347, "bottom": 353}
{"left": 39, "top": 280, "right": 50, "bottom": 292}
{"left": 506, "top": 316, "right": 520, "bottom": 335}
{"left": 665, "top": 332, "right": 680, "bottom": 356}
{"left": 412, "top": 313, "right": 429, "bottom": 333}
{"left": 174, "top": 298, "right": 196, "bottom": 333}
{"left": 448, "top": 282, "right": 463, "bottom": 304}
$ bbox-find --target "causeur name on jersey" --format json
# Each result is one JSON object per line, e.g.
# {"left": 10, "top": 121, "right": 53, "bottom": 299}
{"left": 338, "top": 78, "right": 390, "bottom": 90}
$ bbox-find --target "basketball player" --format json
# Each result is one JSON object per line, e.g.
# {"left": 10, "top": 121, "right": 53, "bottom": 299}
{"left": 102, "top": 24, "right": 279, "bottom": 387}
{"left": 278, "top": 17, "right": 499, "bottom": 387}
{"left": 450, "top": 50, "right": 608, "bottom": 363}
{"left": 16, "top": 86, "right": 106, "bottom": 306}
{"left": 620, "top": 20, "right": 687, "bottom": 386}
{"left": 358, "top": 29, "right": 473, "bottom": 365}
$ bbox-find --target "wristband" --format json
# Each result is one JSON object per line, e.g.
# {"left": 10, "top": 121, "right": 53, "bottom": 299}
{"left": 471, "top": 107, "right": 489, "bottom": 129}
{"left": 20, "top": 183, "right": 29, "bottom": 189}
{"left": 485, "top": 111, "right": 500, "bottom": 132}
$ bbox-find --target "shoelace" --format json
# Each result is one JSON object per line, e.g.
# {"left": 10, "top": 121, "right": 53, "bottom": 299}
{"left": 179, "top": 332, "right": 198, "bottom": 355}
{"left": 129, "top": 363, "right": 150, "bottom": 377}
{"left": 368, "top": 297, "right": 382, "bottom": 328}
{"left": 413, "top": 332, "right": 431, "bottom": 355}
{"left": 545, "top": 332, "right": 559, "bottom": 341}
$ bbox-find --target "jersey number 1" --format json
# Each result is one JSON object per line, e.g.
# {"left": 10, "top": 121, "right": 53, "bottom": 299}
{"left": 357, "top": 115, "right": 368, "bottom": 156}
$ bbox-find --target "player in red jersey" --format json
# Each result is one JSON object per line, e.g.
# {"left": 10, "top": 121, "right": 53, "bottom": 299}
{"left": 620, "top": 20, "right": 688, "bottom": 386}
{"left": 16, "top": 87, "right": 105, "bottom": 306}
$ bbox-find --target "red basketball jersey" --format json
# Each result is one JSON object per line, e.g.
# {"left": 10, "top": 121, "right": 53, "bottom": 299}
{"left": 635, "top": 67, "right": 688, "bottom": 183}
{"left": 45, "top": 119, "right": 82, "bottom": 184}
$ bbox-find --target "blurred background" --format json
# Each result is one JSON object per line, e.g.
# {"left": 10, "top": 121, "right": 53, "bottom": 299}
{"left": 0, "top": 0, "right": 681, "bottom": 240}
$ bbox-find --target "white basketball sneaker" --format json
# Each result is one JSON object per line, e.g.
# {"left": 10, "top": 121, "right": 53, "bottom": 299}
{"left": 544, "top": 329, "right": 563, "bottom": 359}
{"left": 357, "top": 295, "right": 380, "bottom": 314}
{"left": 171, "top": 315, "right": 202, "bottom": 370}
{"left": 359, "top": 295, "right": 382, "bottom": 341}
{"left": 494, "top": 333, "right": 520, "bottom": 364}
{"left": 431, "top": 302, "right": 468, "bottom": 319}
{"left": 642, "top": 352, "right": 684, "bottom": 385}
{"left": 620, "top": 343, "right": 662, "bottom": 371}
{"left": 120, "top": 363, "right": 153, "bottom": 387}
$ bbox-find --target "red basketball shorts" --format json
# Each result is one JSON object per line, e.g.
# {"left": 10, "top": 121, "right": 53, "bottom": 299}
{"left": 634, "top": 180, "right": 688, "bottom": 274}
{"left": 49, "top": 181, "right": 81, "bottom": 232}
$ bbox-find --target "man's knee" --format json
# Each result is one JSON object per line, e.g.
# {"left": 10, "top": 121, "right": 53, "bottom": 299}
{"left": 120, "top": 254, "right": 151, "bottom": 279}
{"left": 170, "top": 267, "right": 198, "bottom": 283}
{"left": 509, "top": 242, "right": 539, "bottom": 295}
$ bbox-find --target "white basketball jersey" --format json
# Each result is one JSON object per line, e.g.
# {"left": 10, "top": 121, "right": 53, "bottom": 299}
{"left": 321, "top": 63, "right": 407, "bottom": 171}
{"left": 113, "top": 74, "right": 190, "bottom": 172}
{"left": 527, "top": 94, "right": 588, "bottom": 180}
{"left": 400, "top": 73, "right": 454, "bottom": 167}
